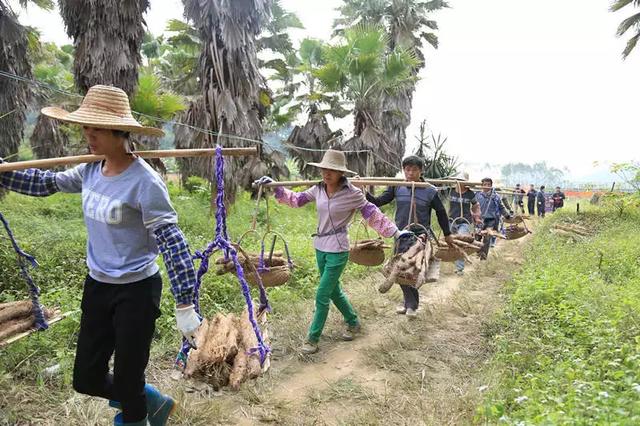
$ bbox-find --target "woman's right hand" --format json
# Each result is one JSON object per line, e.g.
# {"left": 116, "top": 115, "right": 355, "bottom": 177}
{"left": 254, "top": 176, "right": 275, "bottom": 186}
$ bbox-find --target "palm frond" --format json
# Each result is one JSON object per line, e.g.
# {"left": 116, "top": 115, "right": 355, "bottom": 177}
{"left": 616, "top": 11, "right": 640, "bottom": 35}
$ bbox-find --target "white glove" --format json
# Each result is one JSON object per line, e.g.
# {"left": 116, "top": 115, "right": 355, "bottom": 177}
{"left": 394, "top": 229, "right": 413, "bottom": 240}
{"left": 253, "top": 176, "right": 274, "bottom": 186}
{"left": 176, "top": 305, "right": 201, "bottom": 349}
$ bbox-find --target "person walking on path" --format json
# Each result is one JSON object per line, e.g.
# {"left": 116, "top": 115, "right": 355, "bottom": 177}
{"left": 476, "top": 177, "right": 512, "bottom": 260}
{"left": 552, "top": 186, "right": 566, "bottom": 212}
{"left": 512, "top": 184, "right": 526, "bottom": 215}
{"left": 0, "top": 85, "right": 200, "bottom": 426}
{"left": 448, "top": 176, "right": 481, "bottom": 275}
{"left": 256, "top": 150, "right": 402, "bottom": 355}
{"left": 537, "top": 185, "right": 547, "bottom": 217}
{"left": 366, "top": 156, "right": 455, "bottom": 315}
{"left": 526, "top": 184, "right": 537, "bottom": 216}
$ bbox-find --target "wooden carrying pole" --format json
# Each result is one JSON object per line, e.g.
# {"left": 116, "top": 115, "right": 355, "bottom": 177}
{"left": 257, "top": 179, "right": 482, "bottom": 189}
{"left": 0, "top": 147, "right": 258, "bottom": 172}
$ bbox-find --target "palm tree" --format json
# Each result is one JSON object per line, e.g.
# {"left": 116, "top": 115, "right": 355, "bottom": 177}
{"left": 334, "top": 0, "right": 448, "bottom": 172}
{"left": 58, "top": 0, "right": 150, "bottom": 96}
{"left": 315, "top": 24, "right": 419, "bottom": 175}
{"left": 279, "top": 38, "right": 347, "bottom": 178}
{"left": 611, "top": 0, "right": 640, "bottom": 59}
{"left": 175, "top": 0, "right": 273, "bottom": 203}
{"left": 0, "top": 0, "right": 53, "bottom": 167}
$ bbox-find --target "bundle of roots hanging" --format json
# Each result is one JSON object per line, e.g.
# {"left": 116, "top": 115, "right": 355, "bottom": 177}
{"left": 183, "top": 309, "right": 269, "bottom": 391}
{"left": 214, "top": 246, "right": 293, "bottom": 287}
{"left": 0, "top": 300, "right": 57, "bottom": 342}
{"left": 380, "top": 234, "right": 439, "bottom": 293}
{"left": 435, "top": 236, "right": 484, "bottom": 262}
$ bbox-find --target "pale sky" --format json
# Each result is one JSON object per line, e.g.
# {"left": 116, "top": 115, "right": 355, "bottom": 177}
{"left": 8, "top": 0, "right": 639, "bottom": 179}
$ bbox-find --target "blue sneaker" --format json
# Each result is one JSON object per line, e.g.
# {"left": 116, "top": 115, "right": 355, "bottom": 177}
{"left": 113, "top": 412, "right": 149, "bottom": 425}
{"left": 109, "top": 384, "right": 175, "bottom": 426}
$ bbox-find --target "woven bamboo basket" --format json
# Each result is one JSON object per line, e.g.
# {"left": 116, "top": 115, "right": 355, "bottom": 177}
{"left": 504, "top": 216, "right": 530, "bottom": 240}
{"left": 349, "top": 220, "right": 386, "bottom": 266}
{"left": 238, "top": 230, "right": 293, "bottom": 288}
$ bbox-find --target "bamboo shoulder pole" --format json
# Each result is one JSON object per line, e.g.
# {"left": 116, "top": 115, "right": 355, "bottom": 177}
{"left": 0, "top": 147, "right": 258, "bottom": 172}
{"left": 260, "top": 179, "right": 443, "bottom": 189}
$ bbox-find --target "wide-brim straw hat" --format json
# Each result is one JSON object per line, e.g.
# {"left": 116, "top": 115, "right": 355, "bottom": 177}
{"left": 41, "top": 85, "right": 164, "bottom": 137}
{"left": 308, "top": 149, "right": 357, "bottom": 175}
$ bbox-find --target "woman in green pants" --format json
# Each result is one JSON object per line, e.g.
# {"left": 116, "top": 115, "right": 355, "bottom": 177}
{"left": 256, "top": 150, "right": 402, "bottom": 354}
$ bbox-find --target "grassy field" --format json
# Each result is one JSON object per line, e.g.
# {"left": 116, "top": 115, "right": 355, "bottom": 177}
{"left": 476, "top": 200, "right": 640, "bottom": 424}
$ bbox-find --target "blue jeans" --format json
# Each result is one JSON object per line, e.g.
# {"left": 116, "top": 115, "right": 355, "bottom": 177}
{"left": 451, "top": 222, "right": 471, "bottom": 272}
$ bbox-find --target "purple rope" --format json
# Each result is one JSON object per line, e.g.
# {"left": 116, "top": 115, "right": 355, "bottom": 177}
{"left": 177, "top": 146, "right": 271, "bottom": 368}
{"left": 0, "top": 212, "right": 48, "bottom": 331}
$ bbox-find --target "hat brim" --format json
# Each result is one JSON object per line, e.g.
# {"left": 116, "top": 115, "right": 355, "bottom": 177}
{"left": 41, "top": 107, "right": 164, "bottom": 138}
{"left": 307, "top": 161, "right": 357, "bottom": 175}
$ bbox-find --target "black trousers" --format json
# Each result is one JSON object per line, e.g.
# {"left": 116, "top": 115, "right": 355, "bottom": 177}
{"left": 479, "top": 217, "right": 499, "bottom": 260}
{"left": 527, "top": 200, "right": 535, "bottom": 215}
{"left": 73, "top": 273, "right": 162, "bottom": 422}
{"left": 400, "top": 285, "right": 419, "bottom": 310}
{"left": 537, "top": 202, "right": 546, "bottom": 217}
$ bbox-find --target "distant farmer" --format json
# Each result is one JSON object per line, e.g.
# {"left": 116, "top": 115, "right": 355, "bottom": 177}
{"left": 448, "top": 175, "right": 481, "bottom": 275}
{"left": 526, "top": 184, "right": 537, "bottom": 215}
{"left": 476, "top": 178, "right": 512, "bottom": 259}
{"left": 512, "top": 184, "right": 526, "bottom": 214}
{"left": 552, "top": 186, "right": 566, "bottom": 212}
{"left": 537, "top": 185, "right": 547, "bottom": 217}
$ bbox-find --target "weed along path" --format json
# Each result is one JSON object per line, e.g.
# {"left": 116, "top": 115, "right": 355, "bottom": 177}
{"left": 170, "top": 233, "right": 532, "bottom": 425}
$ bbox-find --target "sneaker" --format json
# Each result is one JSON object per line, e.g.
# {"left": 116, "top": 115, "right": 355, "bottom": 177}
{"left": 341, "top": 324, "right": 361, "bottom": 341}
{"left": 300, "top": 341, "right": 319, "bottom": 355}
{"left": 395, "top": 305, "right": 407, "bottom": 314}
{"left": 455, "top": 270, "right": 465, "bottom": 276}
{"left": 406, "top": 308, "right": 418, "bottom": 319}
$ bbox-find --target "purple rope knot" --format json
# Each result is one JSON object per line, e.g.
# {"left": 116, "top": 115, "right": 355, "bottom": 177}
{"left": 0, "top": 212, "right": 48, "bottom": 331}
{"left": 177, "top": 145, "right": 271, "bottom": 370}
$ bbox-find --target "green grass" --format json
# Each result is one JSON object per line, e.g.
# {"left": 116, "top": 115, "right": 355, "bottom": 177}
{"left": 0, "top": 183, "right": 378, "bottom": 396}
{"left": 476, "top": 203, "right": 640, "bottom": 424}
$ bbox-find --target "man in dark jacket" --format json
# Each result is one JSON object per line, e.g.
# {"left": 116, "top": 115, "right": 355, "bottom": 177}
{"left": 449, "top": 178, "right": 481, "bottom": 275}
{"left": 552, "top": 187, "right": 566, "bottom": 212}
{"left": 537, "top": 185, "right": 547, "bottom": 217}
{"left": 526, "top": 184, "right": 537, "bottom": 215}
{"left": 367, "top": 156, "right": 454, "bottom": 318}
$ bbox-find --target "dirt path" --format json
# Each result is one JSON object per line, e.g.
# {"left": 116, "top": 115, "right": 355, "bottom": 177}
{"left": 168, "top": 234, "right": 531, "bottom": 425}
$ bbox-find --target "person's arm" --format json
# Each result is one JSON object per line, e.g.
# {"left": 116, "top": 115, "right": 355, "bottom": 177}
{"left": 141, "top": 177, "right": 200, "bottom": 346}
{"left": 349, "top": 189, "right": 398, "bottom": 237}
{"left": 365, "top": 186, "right": 395, "bottom": 207}
{"left": 0, "top": 159, "right": 84, "bottom": 196}
{"left": 154, "top": 224, "right": 197, "bottom": 305}
{"left": 431, "top": 195, "right": 451, "bottom": 236}
{"left": 273, "top": 186, "right": 316, "bottom": 208}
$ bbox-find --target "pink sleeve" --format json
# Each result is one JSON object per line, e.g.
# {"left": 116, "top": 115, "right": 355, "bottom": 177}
{"left": 360, "top": 202, "right": 398, "bottom": 238}
{"left": 274, "top": 186, "right": 316, "bottom": 208}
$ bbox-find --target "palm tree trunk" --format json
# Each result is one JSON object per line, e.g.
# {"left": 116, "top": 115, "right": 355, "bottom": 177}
{"left": 381, "top": 85, "right": 413, "bottom": 171}
{"left": 0, "top": 2, "right": 31, "bottom": 163}
{"left": 176, "top": 0, "right": 272, "bottom": 203}
{"left": 58, "top": 0, "right": 150, "bottom": 96}
{"left": 29, "top": 115, "right": 68, "bottom": 164}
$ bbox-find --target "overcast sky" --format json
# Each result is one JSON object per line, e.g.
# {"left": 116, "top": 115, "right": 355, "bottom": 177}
{"left": 8, "top": 0, "right": 639, "bottom": 178}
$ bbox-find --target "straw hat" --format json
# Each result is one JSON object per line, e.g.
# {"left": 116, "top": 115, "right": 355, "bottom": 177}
{"left": 41, "top": 85, "right": 164, "bottom": 137}
{"left": 307, "top": 149, "right": 357, "bottom": 174}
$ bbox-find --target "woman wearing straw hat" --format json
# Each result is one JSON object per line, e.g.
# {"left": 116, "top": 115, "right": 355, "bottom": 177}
{"left": 256, "top": 149, "right": 404, "bottom": 354}
{"left": 0, "top": 85, "right": 200, "bottom": 426}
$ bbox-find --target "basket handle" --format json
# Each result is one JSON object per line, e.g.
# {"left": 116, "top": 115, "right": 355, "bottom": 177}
{"left": 351, "top": 219, "right": 375, "bottom": 249}
{"left": 259, "top": 230, "right": 293, "bottom": 272}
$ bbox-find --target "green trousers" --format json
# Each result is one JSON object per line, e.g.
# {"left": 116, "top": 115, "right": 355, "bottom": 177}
{"left": 307, "top": 250, "right": 359, "bottom": 343}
